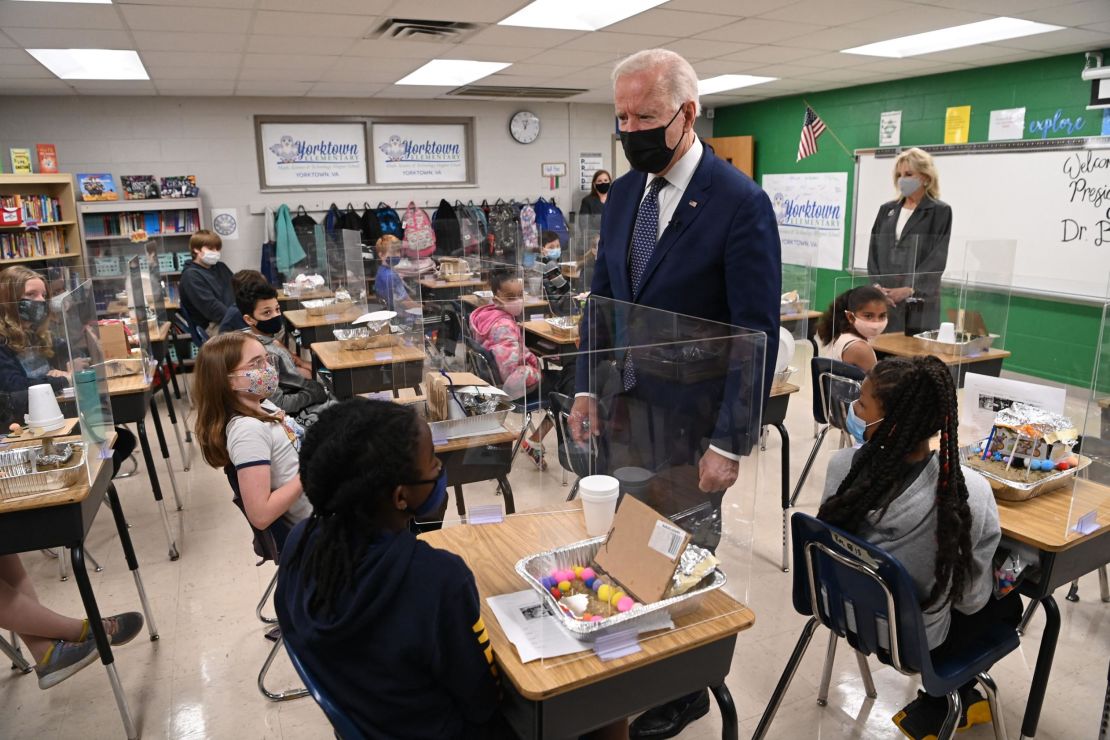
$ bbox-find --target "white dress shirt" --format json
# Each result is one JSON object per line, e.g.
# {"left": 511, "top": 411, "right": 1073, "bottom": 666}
{"left": 642, "top": 136, "right": 703, "bottom": 240}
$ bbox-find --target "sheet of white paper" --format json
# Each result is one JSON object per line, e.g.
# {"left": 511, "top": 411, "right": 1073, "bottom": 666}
{"left": 487, "top": 590, "right": 674, "bottom": 664}
{"left": 960, "top": 373, "right": 1066, "bottom": 443}
{"left": 988, "top": 107, "right": 1025, "bottom": 141}
{"left": 879, "top": 110, "right": 901, "bottom": 147}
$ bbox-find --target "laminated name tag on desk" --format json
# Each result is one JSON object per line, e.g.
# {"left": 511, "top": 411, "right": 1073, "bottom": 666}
{"left": 374, "top": 352, "right": 392, "bottom": 361}
{"left": 1072, "top": 510, "right": 1099, "bottom": 536}
{"left": 468, "top": 504, "right": 503, "bottom": 525}
{"left": 593, "top": 628, "right": 641, "bottom": 661}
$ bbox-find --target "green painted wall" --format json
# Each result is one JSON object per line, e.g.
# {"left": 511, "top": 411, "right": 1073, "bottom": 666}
{"left": 714, "top": 51, "right": 1108, "bottom": 387}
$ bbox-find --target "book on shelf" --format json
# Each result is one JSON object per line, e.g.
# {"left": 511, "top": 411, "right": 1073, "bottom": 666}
{"left": 160, "top": 175, "right": 198, "bottom": 198}
{"left": 0, "top": 194, "right": 63, "bottom": 226}
{"left": 120, "top": 175, "right": 160, "bottom": 200}
{"left": 1, "top": 229, "right": 66, "bottom": 260}
{"left": 9, "top": 148, "right": 33, "bottom": 174}
{"left": 82, "top": 208, "right": 201, "bottom": 238}
{"left": 77, "top": 173, "right": 119, "bottom": 201}
{"left": 35, "top": 144, "right": 58, "bottom": 174}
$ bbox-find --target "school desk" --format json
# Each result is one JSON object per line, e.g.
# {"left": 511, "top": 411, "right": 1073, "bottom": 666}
{"left": 996, "top": 479, "right": 1110, "bottom": 739}
{"left": 764, "top": 381, "right": 800, "bottom": 572}
{"left": 276, "top": 287, "right": 334, "bottom": 312}
{"left": 870, "top": 332, "right": 1011, "bottom": 387}
{"left": 143, "top": 320, "right": 190, "bottom": 465}
{"left": 0, "top": 435, "right": 160, "bottom": 740}
{"left": 460, "top": 293, "right": 550, "bottom": 319}
{"left": 780, "top": 309, "right": 821, "bottom": 356}
{"left": 421, "top": 508, "right": 754, "bottom": 739}
{"left": 419, "top": 277, "right": 488, "bottom": 301}
{"left": 435, "top": 428, "right": 518, "bottom": 517}
{"left": 309, "top": 340, "right": 425, "bottom": 399}
{"left": 523, "top": 319, "right": 579, "bottom": 363}
{"left": 283, "top": 305, "right": 364, "bottom": 348}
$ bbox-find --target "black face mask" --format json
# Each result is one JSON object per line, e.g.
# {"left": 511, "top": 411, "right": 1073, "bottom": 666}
{"left": 252, "top": 315, "right": 284, "bottom": 336}
{"left": 618, "top": 107, "right": 684, "bottom": 174}
{"left": 17, "top": 299, "right": 48, "bottom": 326}
{"left": 595, "top": 182, "right": 611, "bottom": 195}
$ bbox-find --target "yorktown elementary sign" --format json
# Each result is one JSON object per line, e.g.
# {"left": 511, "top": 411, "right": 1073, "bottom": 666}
{"left": 258, "top": 120, "right": 370, "bottom": 188}
{"left": 372, "top": 122, "right": 470, "bottom": 184}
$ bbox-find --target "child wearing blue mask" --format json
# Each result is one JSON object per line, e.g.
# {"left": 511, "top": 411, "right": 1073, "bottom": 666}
{"left": 820, "top": 356, "right": 1017, "bottom": 740}
{"left": 373, "top": 234, "right": 417, "bottom": 312}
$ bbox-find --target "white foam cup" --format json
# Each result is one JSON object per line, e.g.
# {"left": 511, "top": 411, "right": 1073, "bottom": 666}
{"left": 25, "top": 383, "right": 64, "bottom": 432}
{"left": 936, "top": 321, "right": 957, "bottom": 343}
{"left": 579, "top": 474, "right": 620, "bottom": 536}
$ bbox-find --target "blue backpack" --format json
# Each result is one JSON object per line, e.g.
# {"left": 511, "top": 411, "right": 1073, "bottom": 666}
{"left": 534, "top": 198, "right": 569, "bottom": 247}
{"left": 376, "top": 202, "right": 404, "bottom": 240}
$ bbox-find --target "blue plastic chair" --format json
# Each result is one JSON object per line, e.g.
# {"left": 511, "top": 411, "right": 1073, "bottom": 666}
{"left": 754, "top": 513, "right": 1019, "bottom": 740}
{"left": 284, "top": 637, "right": 366, "bottom": 740}
{"left": 172, "top": 302, "right": 209, "bottom": 349}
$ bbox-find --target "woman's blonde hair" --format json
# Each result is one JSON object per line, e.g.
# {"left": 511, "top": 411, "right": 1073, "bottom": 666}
{"left": 193, "top": 332, "right": 271, "bottom": 468}
{"left": 892, "top": 147, "right": 940, "bottom": 199}
{"left": 0, "top": 266, "right": 53, "bottom": 357}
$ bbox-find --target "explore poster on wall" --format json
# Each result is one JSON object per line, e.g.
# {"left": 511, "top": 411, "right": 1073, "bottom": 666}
{"left": 762, "top": 172, "right": 847, "bottom": 270}
{"left": 257, "top": 119, "right": 369, "bottom": 189}
{"left": 371, "top": 121, "right": 471, "bottom": 185}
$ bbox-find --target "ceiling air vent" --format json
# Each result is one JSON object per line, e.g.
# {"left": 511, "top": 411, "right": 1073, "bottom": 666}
{"left": 447, "top": 85, "right": 588, "bottom": 100}
{"left": 368, "top": 18, "right": 479, "bottom": 42}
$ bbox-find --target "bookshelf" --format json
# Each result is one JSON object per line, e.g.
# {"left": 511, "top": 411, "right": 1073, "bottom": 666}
{"left": 0, "top": 174, "right": 83, "bottom": 275}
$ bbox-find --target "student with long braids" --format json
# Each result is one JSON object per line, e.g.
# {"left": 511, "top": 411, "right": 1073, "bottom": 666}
{"left": 819, "top": 355, "right": 1020, "bottom": 740}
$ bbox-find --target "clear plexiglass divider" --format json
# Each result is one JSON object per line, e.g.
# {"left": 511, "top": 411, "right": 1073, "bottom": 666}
{"left": 947, "top": 239, "right": 1015, "bottom": 361}
{"left": 60, "top": 280, "right": 117, "bottom": 483}
{"left": 516, "top": 296, "right": 765, "bottom": 669}
{"left": 780, "top": 250, "right": 815, "bottom": 390}
{"left": 831, "top": 268, "right": 946, "bottom": 358}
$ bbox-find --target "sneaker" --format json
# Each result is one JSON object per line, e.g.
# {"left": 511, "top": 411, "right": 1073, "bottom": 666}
{"left": 892, "top": 688, "right": 992, "bottom": 739}
{"left": 35, "top": 639, "right": 100, "bottom": 689}
{"left": 79, "top": 612, "right": 145, "bottom": 646}
{"left": 521, "top": 439, "right": 547, "bottom": 471}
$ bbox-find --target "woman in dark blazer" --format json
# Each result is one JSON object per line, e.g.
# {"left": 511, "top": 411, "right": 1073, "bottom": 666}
{"left": 867, "top": 147, "right": 952, "bottom": 333}
{"left": 577, "top": 169, "right": 611, "bottom": 218}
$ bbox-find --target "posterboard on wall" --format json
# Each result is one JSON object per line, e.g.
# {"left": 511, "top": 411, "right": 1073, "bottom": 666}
{"left": 852, "top": 139, "right": 1110, "bottom": 300}
{"left": 372, "top": 122, "right": 470, "bottom": 185}
{"left": 762, "top": 172, "right": 846, "bottom": 270}
{"left": 257, "top": 120, "right": 369, "bottom": 189}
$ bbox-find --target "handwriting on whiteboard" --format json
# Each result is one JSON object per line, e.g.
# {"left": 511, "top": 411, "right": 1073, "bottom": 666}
{"left": 1061, "top": 150, "right": 1110, "bottom": 246}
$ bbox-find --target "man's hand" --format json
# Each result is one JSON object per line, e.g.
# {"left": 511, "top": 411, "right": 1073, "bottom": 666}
{"left": 887, "top": 286, "right": 914, "bottom": 304}
{"left": 698, "top": 448, "right": 739, "bottom": 492}
{"left": 568, "top": 396, "right": 599, "bottom": 445}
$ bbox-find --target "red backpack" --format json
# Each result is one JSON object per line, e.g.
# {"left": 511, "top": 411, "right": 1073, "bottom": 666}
{"left": 401, "top": 201, "right": 436, "bottom": 259}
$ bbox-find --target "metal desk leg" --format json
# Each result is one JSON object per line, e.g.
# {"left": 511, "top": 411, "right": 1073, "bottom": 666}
{"left": 1066, "top": 580, "right": 1080, "bottom": 602}
{"left": 1017, "top": 599, "right": 1038, "bottom": 636}
{"left": 497, "top": 476, "right": 516, "bottom": 515}
{"left": 105, "top": 484, "right": 159, "bottom": 640}
{"left": 158, "top": 369, "right": 191, "bottom": 471}
{"left": 710, "top": 683, "right": 739, "bottom": 740}
{"left": 137, "top": 420, "right": 180, "bottom": 561}
{"left": 771, "top": 422, "right": 791, "bottom": 573}
{"left": 148, "top": 399, "right": 183, "bottom": 511}
{"left": 1100, "top": 566, "right": 1109, "bottom": 602}
{"left": 1021, "top": 596, "right": 1061, "bottom": 740}
{"left": 166, "top": 356, "right": 182, "bottom": 401}
{"left": 70, "top": 546, "right": 138, "bottom": 740}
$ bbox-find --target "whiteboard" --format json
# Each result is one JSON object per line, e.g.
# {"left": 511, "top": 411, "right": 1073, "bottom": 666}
{"left": 851, "top": 140, "right": 1110, "bottom": 300}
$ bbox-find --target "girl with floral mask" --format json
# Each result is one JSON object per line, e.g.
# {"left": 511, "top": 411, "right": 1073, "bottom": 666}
{"left": 816, "top": 285, "right": 888, "bottom": 372}
{"left": 195, "top": 332, "right": 311, "bottom": 530}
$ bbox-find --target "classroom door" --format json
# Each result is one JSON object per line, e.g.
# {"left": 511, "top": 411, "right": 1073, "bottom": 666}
{"left": 704, "top": 136, "right": 754, "bottom": 177}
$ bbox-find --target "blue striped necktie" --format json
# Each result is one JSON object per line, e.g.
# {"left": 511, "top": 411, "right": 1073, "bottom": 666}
{"left": 623, "top": 176, "right": 667, "bottom": 390}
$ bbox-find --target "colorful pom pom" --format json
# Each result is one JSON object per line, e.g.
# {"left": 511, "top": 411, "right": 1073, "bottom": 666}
{"left": 592, "top": 579, "right": 602, "bottom": 592}
{"left": 584, "top": 577, "right": 596, "bottom": 590}
{"left": 573, "top": 566, "right": 584, "bottom": 579}
{"left": 550, "top": 586, "right": 561, "bottom": 598}
{"left": 558, "top": 580, "right": 572, "bottom": 593}
{"left": 590, "top": 616, "right": 604, "bottom": 623}
{"left": 597, "top": 584, "right": 612, "bottom": 602}
{"left": 540, "top": 577, "right": 554, "bottom": 589}
{"left": 617, "top": 596, "right": 634, "bottom": 612}
{"left": 581, "top": 567, "right": 596, "bottom": 581}
{"left": 610, "top": 591, "right": 625, "bottom": 607}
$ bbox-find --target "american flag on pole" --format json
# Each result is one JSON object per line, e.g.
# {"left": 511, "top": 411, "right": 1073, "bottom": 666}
{"left": 796, "top": 105, "right": 827, "bottom": 161}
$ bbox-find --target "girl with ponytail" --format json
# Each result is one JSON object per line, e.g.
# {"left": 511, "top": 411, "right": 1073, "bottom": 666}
{"left": 815, "top": 285, "right": 888, "bottom": 372}
{"left": 818, "top": 355, "right": 1020, "bottom": 739}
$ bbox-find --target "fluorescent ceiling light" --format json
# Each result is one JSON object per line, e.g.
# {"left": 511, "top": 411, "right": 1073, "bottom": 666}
{"left": 395, "top": 59, "right": 511, "bottom": 86}
{"left": 698, "top": 75, "right": 777, "bottom": 96}
{"left": 842, "top": 17, "right": 1063, "bottom": 58}
{"left": 28, "top": 48, "right": 148, "bottom": 80}
{"left": 498, "top": 0, "right": 668, "bottom": 31}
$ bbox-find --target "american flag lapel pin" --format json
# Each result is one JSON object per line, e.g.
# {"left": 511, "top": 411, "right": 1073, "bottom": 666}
{"left": 688, "top": 200, "right": 698, "bottom": 208}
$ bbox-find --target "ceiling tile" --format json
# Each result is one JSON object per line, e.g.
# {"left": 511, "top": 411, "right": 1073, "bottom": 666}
{"left": 374, "top": 85, "right": 454, "bottom": 98}
{"left": 773, "top": 26, "right": 894, "bottom": 52}
{"left": 344, "top": 38, "right": 455, "bottom": 58}
{"left": 247, "top": 35, "right": 355, "bottom": 55}
{"left": 662, "top": 39, "right": 755, "bottom": 60}
{"left": 760, "top": 0, "right": 917, "bottom": 25}
{"left": 0, "top": 33, "right": 15, "bottom": 48}
{"left": 799, "top": 68, "right": 891, "bottom": 83}
{"left": 852, "top": 5, "right": 993, "bottom": 35}
{"left": 465, "top": 25, "right": 585, "bottom": 48}
{"left": 549, "top": 69, "right": 614, "bottom": 87}
{"left": 1082, "top": 20, "right": 1110, "bottom": 33}
{"left": 119, "top": 4, "right": 252, "bottom": 34}
{"left": 448, "top": 43, "right": 538, "bottom": 62}
{"left": 241, "top": 54, "right": 340, "bottom": 72}
{"left": 259, "top": 0, "right": 391, "bottom": 11}
{"left": 141, "top": 51, "right": 242, "bottom": 69}
{"left": 326, "top": 56, "right": 426, "bottom": 83}
{"left": 70, "top": 80, "right": 159, "bottom": 95}
{"left": 0, "top": 78, "right": 74, "bottom": 94}
{"left": 132, "top": 31, "right": 247, "bottom": 52}
{"left": 0, "top": 48, "right": 36, "bottom": 65}
{"left": 847, "top": 57, "right": 966, "bottom": 74}
{"left": 522, "top": 48, "right": 620, "bottom": 68}
{"left": 925, "top": 0, "right": 1075, "bottom": 12}
{"left": 252, "top": 11, "right": 378, "bottom": 37}
{"left": 238, "top": 66, "right": 330, "bottom": 83}
{"left": 716, "top": 45, "right": 815, "bottom": 64}
{"left": 695, "top": 18, "right": 828, "bottom": 45}
{"left": 1, "top": 63, "right": 54, "bottom": 79}
{"left": 154, "top": 79, "right": 237, "bottom": 94}
{"left": 742, "top": 63, "right": 826, "bottom": 78}
{"left": 0, "top": 2, "right": 124, "bottom": 30}
{"left": 235, "top": 80, "right": 314, "bottom": 95}
{"left": 795, "top": 52, "right": 876, "bottom": 69}
{"left": 662, "top": 0, "right": 789, "bottom": 16}
{"left": 307, "top": 82, "right": 385, "bottom": 97}
{"left": 605, "top": 9, "right": 738, "bottom": 37}
{"left": 693, "top": 59, "right": 772, "bottom": 76}
{"left": 993, "top": 27, "right": 1110, "bottom": 51}
{"left": 145, "top": 64, "right": 240, "bottom": 80}
{"left": 1019, "top": 0, "right": 1110, "bottom": 26}
{"left": 118, "top": 0, "right": 255, "bottom": 7}
{"left": 5, "top": 27, "right": 134, "bottom": 48}
{"left": 559, "top": 32, "right": 677, "bottom": 55}
{"left": 383, "top": 0, "right": 526, "bottom": 23}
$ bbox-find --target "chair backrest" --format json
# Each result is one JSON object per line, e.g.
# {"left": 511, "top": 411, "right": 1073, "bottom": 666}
{"left": 790, "top": 512, "right": 934, "bottom": 680}
{"left": 810, "top": 357, "right": 865, "bottom": 428}
{"left": 223, "top": 464, "right": 289, "bottom": 562}
{"left": 549, "top": 391, "right": 593, "bottom": 477}
{"left": 173, "top": 302, "right": 209, "bottom": 349}
{"left": 464, "top": 336, "right": 504, "bottom": 387}
{"left": 284, "top": 637, "right": 366, "bottom": 740}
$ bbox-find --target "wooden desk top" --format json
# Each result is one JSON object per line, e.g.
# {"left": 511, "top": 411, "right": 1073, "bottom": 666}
{"left": 149, "top": 321, "right": 171, "bottom": 343}
{"left": 165, "top": 299, "right": 179, "bottom": 311}
{"left": 780, "top": 309, "right": 822, "bottom": 321}
{"left": 435, "top": 428, "right": 519, "bottom": 454}
{"left": 997, "top": 478, "right": 1110, "bottom": 552}
{"left": 871, "top": 333, "right": 1012, "bottom": 366}
{"left": 277, "top": 288, "right": 334, "bottom": 301}
{"left": 460, "top": 294, "right": 548, "bottom": 310}
{"left": 523, "top": 319, "right": 578, "bottom": 346}
{"left": 106, "top": 373, "right": 152, "bottom": 396}
{"left": 0, "top": 434, "right": 112, "bottom": 515}
{"left": 419, "top": 277, "right": 487, "bottom": 291}
{"left": 284, "top": 305, "right": 364, "bottom": 329}
{"left": 311, "top": 341, "right": 425, "bottom": 371}
{"left": 421, "top": 509, "right": 755, "bottom": 701}
{"left": 771, "top": 382, "right": 800, "bottom": 398}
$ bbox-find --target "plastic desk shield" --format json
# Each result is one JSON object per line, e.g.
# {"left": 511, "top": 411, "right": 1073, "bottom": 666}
{"left": 1064, "top": 300, "right": 1110, "bottom": 541}
{"left": 568, "top": 213, "right": 601, "bottom": 296}
{"left": 528, "top": 297, "right": 763, "bottom": 670}
{"left": 946, "top": 239, "right": 1015, "bottom": 362}
{"left": 780, "top": 254, "right": 815, "bottom": 388}
{"left": 122, "top": 254, "right": 154, "bottom": 381}
{"left": 332, "top": 228, "right": 369, "bottom": 314}
{"left": 832, "top": 270, "right": 948, "bottom": 357}
{"left": 59, "top": 281, "right": 116, "bottom": 483}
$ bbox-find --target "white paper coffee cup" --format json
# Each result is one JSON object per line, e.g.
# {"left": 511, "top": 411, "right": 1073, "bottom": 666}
{"left": 579, "top": 474, "right": 620, "bottom": 536}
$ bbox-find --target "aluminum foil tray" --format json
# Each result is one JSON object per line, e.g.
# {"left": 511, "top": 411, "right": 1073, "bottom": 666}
{"left": 515, "top": 535, "right": 725, "bottom": 640}
{"left": 0, "top": 443, "right": 85, "bottom": 500}
{"left": 914, "top": 331, "right": 998, "bottom": 355}
{"left": 960, "top": 445, "right": 1090, "bottom": 502}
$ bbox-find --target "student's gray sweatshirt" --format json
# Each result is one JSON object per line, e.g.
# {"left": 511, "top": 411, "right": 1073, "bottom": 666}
{"left": 821, "top": 447, "right": 1000, "bottom": 649}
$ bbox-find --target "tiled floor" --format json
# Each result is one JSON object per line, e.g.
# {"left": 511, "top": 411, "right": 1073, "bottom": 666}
{"left": 1, "top": 361, "right": 1107, "bottom": 739}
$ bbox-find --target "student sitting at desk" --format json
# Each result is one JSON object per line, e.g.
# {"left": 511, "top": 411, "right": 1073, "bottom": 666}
{"left": 0, "top": 554, "right": 143, "bottom": 689}
{"left": 179, "top": 229, "right": 235, "bottom": 336}
{"left": 819, "top": 355, "right": 1019, "bottom": 739}
{"left": 236, "top": 279, "right": 333, "bottom": 424}
{"left": 216, "top": 269, "right": 267, "bottom": 334}
{"left": 373, "top": 234, "right": 418, "bottom": 312}
{"left": 469, "top": 268, "right": 574, "bottom": 470}
{"left": 194, "top": 332, "right": 311, "bottom": 530}
{"left": 815, "top": 286, "right": 888, "bottom": 372}
{"left": 0, "top": 266, "right": 137, "bottom": 477}
{"left": 537, "top": 230, "right": 573, "bottom": 315}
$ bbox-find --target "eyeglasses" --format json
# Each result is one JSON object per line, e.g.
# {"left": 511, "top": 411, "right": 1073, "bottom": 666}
{"left": 231, "top": 355, "right": 273, "bottom": 373}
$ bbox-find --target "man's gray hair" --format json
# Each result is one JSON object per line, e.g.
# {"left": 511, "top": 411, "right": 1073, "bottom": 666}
{"left": 612, "top": 49, "right": 701, "bottom": 117}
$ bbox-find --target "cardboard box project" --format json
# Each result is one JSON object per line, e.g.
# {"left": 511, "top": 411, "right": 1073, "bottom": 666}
{"left": 594, "top": 496, "right": 692, "bottom": 604}
{"left": 99, "top": 323, "right": 131, "bottom": 360}
{"left": 424, "top": 371, "right": 488, "bottom": 422}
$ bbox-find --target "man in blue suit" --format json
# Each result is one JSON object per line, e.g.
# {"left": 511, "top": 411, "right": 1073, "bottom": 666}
{"left": 569, "top": 48, "right": 781, "bottom": 739}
